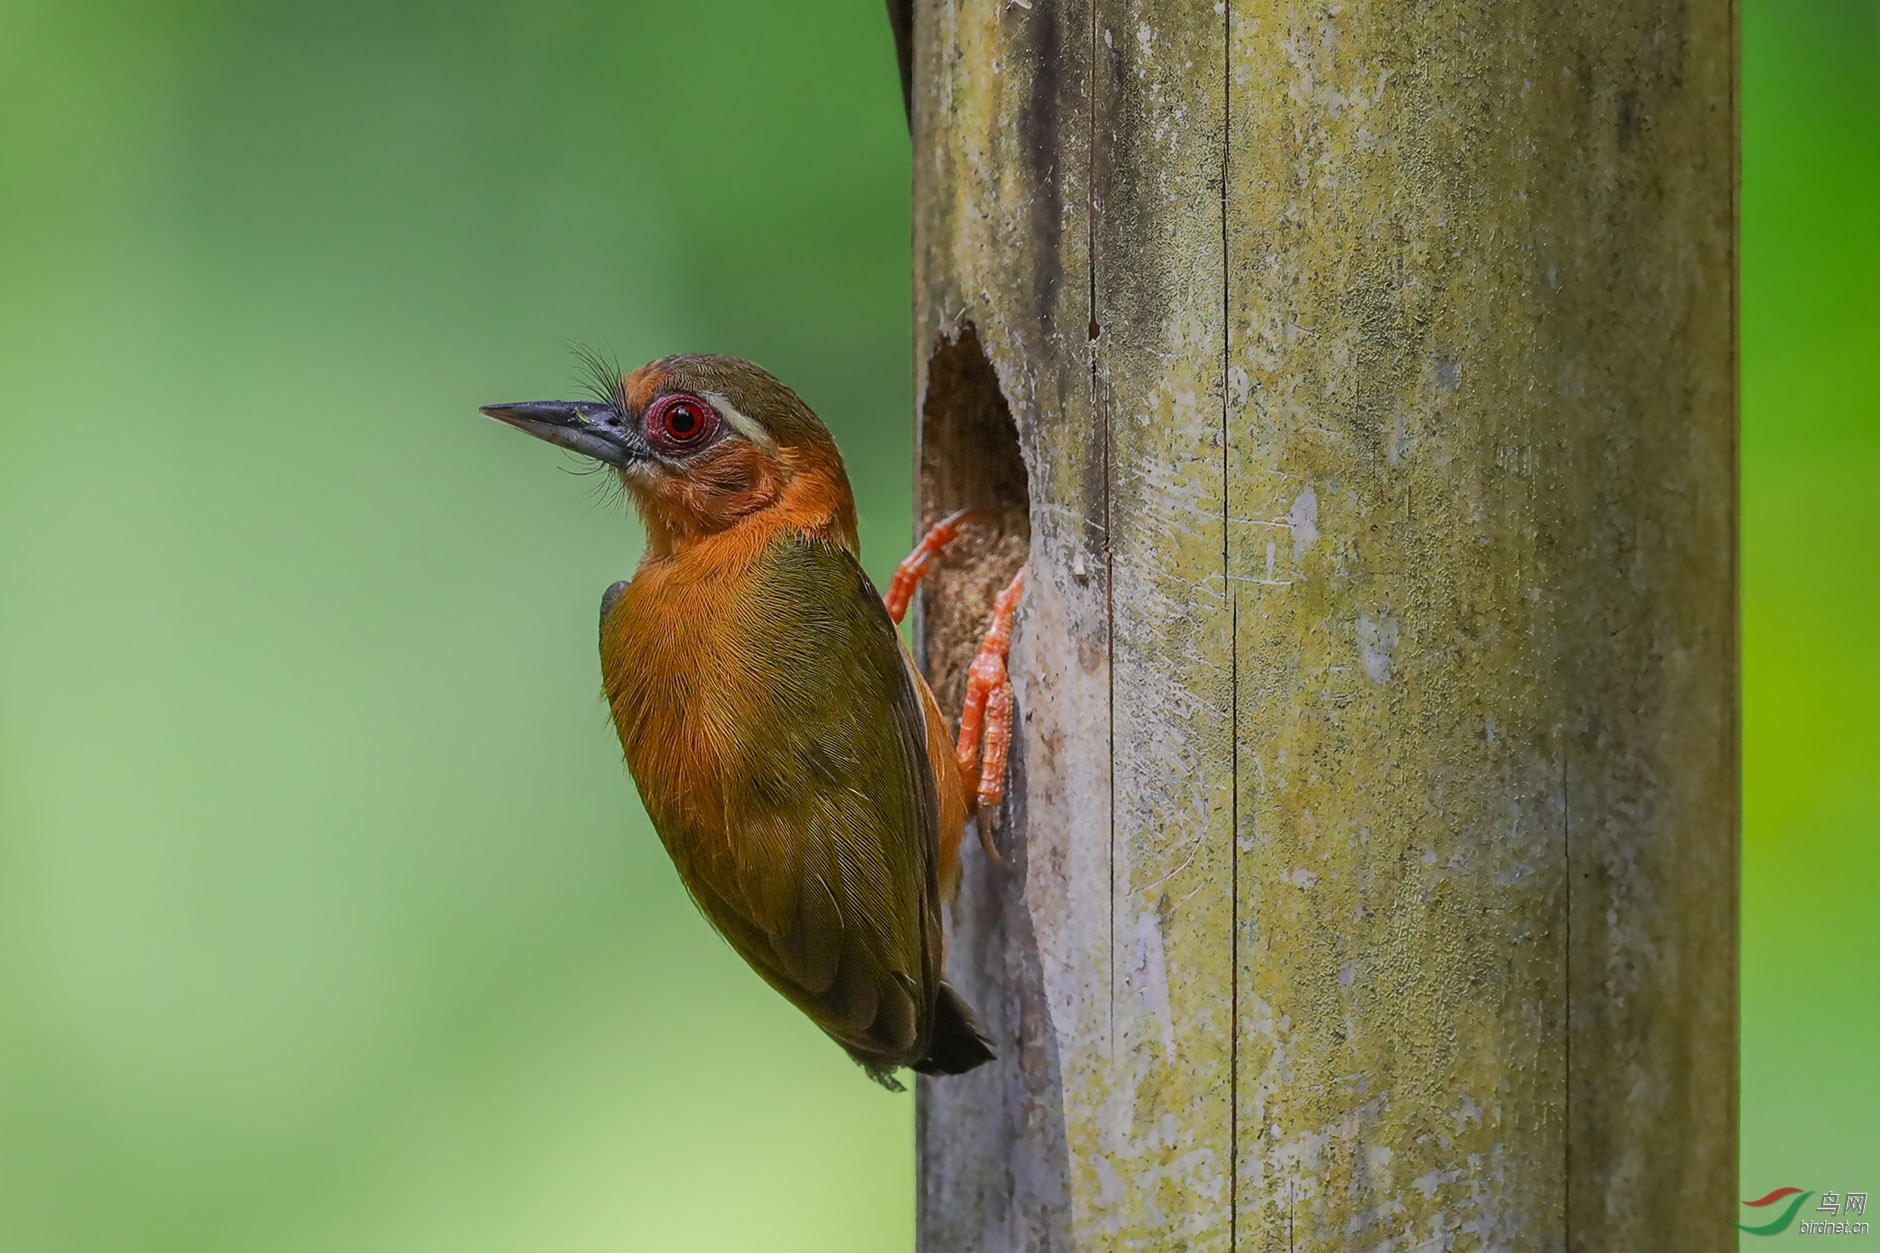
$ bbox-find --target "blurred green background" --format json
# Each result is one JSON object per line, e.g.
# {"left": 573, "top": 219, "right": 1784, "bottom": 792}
{"left": 0, "top": 1, "right": 1871, "bottom": 1249}
{"left": 0, "top": 2, "right": 914, "bottom": 1249}
{"left": 1738, "top": 0, "right": 1879, "bottom": 1241}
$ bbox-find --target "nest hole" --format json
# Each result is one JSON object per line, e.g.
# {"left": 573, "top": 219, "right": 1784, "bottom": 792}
{"left": 917, "top": 323, "right": 1032, "bottom": 718}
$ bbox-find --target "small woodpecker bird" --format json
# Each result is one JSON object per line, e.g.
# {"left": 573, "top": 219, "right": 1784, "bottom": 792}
{"left": 482, "top": 355, "right": 1021, "bottom": 1086}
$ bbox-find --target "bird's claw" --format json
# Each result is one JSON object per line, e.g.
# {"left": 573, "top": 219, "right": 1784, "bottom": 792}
{"left": 884, "top": 509, "right": 981, "bottom": 626}
{"left": 956, "top": 567, "right": 1025, "bottom": 816}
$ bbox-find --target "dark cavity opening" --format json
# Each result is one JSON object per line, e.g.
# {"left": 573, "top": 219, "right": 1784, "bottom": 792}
{"left": 917, "top": 323, "right": 1032, "bottom": 721}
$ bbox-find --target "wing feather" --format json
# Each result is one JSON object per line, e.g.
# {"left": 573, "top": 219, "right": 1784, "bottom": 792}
{"left": 613, "top": 535, "right": 942, "bottom": 1069}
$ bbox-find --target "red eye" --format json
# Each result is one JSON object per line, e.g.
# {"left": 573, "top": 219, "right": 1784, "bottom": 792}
{"left": 644, "top": 393, "right": 721, "bottom": 454}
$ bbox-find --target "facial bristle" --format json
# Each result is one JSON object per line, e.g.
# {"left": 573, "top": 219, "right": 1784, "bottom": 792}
{"left": 570, "top": 343, "right": 626, "bottom": 408}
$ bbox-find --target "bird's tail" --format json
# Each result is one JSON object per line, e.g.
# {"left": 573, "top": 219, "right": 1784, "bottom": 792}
{"left": 912, "top": 981, "right": 995, "bottom": 1076}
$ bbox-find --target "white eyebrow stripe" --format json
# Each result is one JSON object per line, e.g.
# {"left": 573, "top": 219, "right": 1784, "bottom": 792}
{"left": 699, "top": 390, "right": 774, "bottom": 451}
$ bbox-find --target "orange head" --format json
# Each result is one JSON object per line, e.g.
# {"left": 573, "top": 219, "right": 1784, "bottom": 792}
{"left": 481, "top": 355, "right": 857, "bottom": 554}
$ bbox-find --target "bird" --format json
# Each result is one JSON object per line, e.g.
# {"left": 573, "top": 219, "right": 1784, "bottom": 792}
{"left": 481, "top": 354, "right": 1022, "bottom": 1088}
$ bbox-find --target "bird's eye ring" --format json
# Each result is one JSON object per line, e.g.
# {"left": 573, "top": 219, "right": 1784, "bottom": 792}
{"left": 644, "top": 393, "right": 722, "bottom": 455}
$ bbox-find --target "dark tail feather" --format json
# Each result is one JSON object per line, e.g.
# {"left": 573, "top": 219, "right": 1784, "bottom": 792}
{"left": 913, "top": 982, "right": 995, "bottom": 1076}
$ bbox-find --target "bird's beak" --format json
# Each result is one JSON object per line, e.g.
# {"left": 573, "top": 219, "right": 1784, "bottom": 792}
{"left": 478, "top": 400, "right": 652, "bottom": 469}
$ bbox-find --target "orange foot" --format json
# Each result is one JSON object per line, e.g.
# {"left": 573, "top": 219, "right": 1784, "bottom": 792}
{"left": 955, "top": 567, "right": 1025, "bottom": 814}
{"left": 878, "top": 514, "right": 1025, "bottom": 817}
{"left": 884, "top": 509, "right": 974, "bottom": 627}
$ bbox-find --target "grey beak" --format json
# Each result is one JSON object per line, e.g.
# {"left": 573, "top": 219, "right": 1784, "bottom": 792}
{"left": 479, "top": 400, "right": 651, "bottom": 468}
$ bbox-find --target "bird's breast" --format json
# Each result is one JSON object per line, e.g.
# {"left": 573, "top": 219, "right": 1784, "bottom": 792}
{"left": 602, "top": 553, "right": 757, "bottom": 848}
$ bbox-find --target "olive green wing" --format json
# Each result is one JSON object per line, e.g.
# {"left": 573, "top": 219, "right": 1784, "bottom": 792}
{"left": 679, "top": 535, "right": 941, "bottom": 1076}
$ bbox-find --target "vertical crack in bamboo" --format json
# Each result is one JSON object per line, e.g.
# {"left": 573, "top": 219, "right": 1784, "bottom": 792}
{"left": 1222, "top": 4, "right": 1239, "bottom": 1250}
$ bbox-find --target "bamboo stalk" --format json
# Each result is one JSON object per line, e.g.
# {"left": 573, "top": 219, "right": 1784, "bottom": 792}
{"left": 913, "top": 3, "right": 1737, "bottom": 1249}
